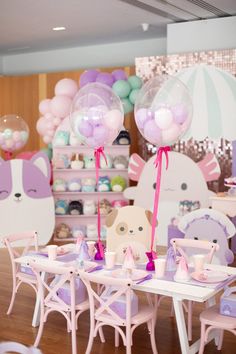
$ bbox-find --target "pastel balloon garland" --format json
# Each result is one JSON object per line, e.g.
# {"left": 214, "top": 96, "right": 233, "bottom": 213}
{"left": 0, "top": 114, "right": 29, "bottom": 160}
{"left": 134, "top": 75, "right": 193, "bottom": 271}
{"left": 70, "top": 82, "right": 124, "bottom": 259}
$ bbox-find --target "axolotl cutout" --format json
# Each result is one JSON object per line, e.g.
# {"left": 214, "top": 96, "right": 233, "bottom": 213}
{"left": 0, "top": 152, "right": 55, "bottom": 246}
{"left": 124, "top": 152, "right": 220, "bottom": 246}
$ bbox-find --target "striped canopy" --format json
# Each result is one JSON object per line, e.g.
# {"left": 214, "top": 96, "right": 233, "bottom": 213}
{"left": 174, "top": 64, "right": 236, "bottom": 141}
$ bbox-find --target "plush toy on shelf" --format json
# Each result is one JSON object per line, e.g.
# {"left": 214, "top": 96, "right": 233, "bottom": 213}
{"left": 111, "top": 176, "right": 126, "bottom": 192}
{"left": 53, "top": 130, "right": 70, "bottom": 146}
{"left": 97, "top": 176, "right": 111, "bottom": 192}
{"left": 53, "top": 178, "right": 67, "bottom": 192}
{"left": 70, "top": 153, "right": 84, "bottom": 169}
{"left": 100, "top": 199, "right": 112, "bottom": 215}
{"left": 54, "top": 223, "right": 71, "bottom": 239}
{"left": 81, "top": 178, "right": 96, "bottom": 192}
{"left": 69, "top": 132, "right": 82, "bottom": 146}
{"left": 113, "top": 130, "right": 130, "bottom": 145}
{"left": 55, "top": 200, "right": 68, "bottom": 215}
{"left": 52, "top": 153, "right": 70, "bottom": 169}
{"left": 111, "top": 199, "right": 129, "bottom": 208}
{"left": 84, "top": 156, "right": 96, "bottom": 169}
{"left": 68, "top": 200, "right": 83, "bottom": 215}
{"left": 67, "top": 178, "right": 82, "bottom": 192}
{"left": 100, "top": 154, "right": 113, "bottom": 169}
{"left": 86, "top": 224, "right": 97, "bottom": 239}
{"left": 113, "top": 155, "right": 128, "bottom": 169}
{"left": 72, "top": 225, "right": 86, "bottom": 238}
{"left": 83, "top": 200, "right": 96, "bottom": 215}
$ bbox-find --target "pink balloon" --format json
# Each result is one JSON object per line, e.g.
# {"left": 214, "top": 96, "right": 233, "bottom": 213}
{"left": 50, "top": 95, "right": 72, "bottom": 118}
{"left": 46, "top": 121, "right": 54, "bottom": 130}
{"left": 143, "top": 120, "right": 162, "bottom": 146}
{"left": 0, "top": 133, "right": 4, "bottom": 143}
{"left": 39, "top": 99, "right": 51, "bottom": 115}
{"left": 162, "top": 123, "right": 181, "bottom": 145}
{"left": 43, "top": 135, "right": 52, "bottom": 144}
{"left": 5, "top": 139, "right": 14, "bottom": 149}
{"left": 135, "top": 108, "right": 153, "bottom": 129}
{"left": 104, "top": 109, "right": 124, "bottom": 130}
{"left": 78, "top": 120, "right": 93, "bottom": 138}
{"left": 55, "top": 78, "right": 78, "bottom": 98}
{"left": 47, "top": 129, "right": 55, "bottom": 137}
{"left": 13, "top": 131, "right": 21, "bottom": 142}
{"left": 53, "top": 117, "right": 61, "bottom": 126}
{"left": 45, "top": 112, "right": 53, "bottom": 119}
{"left": 36, "top": 116, "right": 48, "bottom": 135}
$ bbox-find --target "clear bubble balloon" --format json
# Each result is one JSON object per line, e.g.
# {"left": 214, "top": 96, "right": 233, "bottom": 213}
{"left": 0, "top": 114, "right": 29, "bottom": 152}
{"left": 70, "top": 83, "right": 124, "bottom": 148}
{"left": 134, "top": 75, "right": 192, "bottom": 146}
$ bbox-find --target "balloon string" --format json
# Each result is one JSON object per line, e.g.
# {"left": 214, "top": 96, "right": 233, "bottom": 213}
{"left": 151, "top": 146, "right": 171, "bottom": 254}
{"left": 94, "top": 147, "right": 107, "bottom": 258}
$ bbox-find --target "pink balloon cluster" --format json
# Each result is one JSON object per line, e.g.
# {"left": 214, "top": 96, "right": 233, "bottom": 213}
{"left": 134, "top": 76, "right": 192, "bottom": 147}
{"left": 70, "top": 83, "right": 124, "bottom": 148}
{"left": 37, "top": 78, "right": 79, "bottom": 144}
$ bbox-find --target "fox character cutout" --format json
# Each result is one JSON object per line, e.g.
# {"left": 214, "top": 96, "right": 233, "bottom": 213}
{"left": 0, "top": 152, "right": 55, "bottom": 246}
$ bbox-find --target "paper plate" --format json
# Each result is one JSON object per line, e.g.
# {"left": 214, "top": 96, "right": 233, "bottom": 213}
{"left": 111, "top": 268, "right": 148, "bottom": 281}
{"left": 191, "top": 270, "right": 229, "bottom": 283}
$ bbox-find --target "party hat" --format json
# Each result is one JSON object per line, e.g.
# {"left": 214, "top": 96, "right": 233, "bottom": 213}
{"left": 76, "top": 239, "right": 90, "bottom": 261}
{"left": 166, "top": 246, "right": 177, "bottom": 272}
{"left": 174, "top": 256, "right": 190, "bottom": 283}
{"left": 122, "top": 246, "right": 136, "bottom": 270}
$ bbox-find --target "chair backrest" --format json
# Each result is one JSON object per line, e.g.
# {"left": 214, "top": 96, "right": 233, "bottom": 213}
{"left": 3, "top": 231, "right": 38, "bottom": 272}
{"left": 0, "top": 341, "right": 42, "bottom": 354}
{"left": 79, "top": 270, "right": 133, "bottom": 325}
{"left": 30, "top": 261, "right": 77, "bottom": 310}
{"left": 170, "top": 238, "right": 219, "bottom": 264}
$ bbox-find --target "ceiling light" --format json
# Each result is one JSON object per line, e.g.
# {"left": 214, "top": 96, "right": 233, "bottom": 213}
{"left": 141, "top": 23, "right": 149, "bottom": 32}
{"left": 53, "top": 26, "right": 66, "bottom": 31}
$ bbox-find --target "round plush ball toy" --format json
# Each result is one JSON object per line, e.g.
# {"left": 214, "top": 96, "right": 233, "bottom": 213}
{"left": 134, "top": 75, "right": 192, "bottom": 147}
{"left": 0, "top": 114, "right": 29, "bottom": 153}
{"left": 70, "top": 82, "right": 124, "bottom": 148}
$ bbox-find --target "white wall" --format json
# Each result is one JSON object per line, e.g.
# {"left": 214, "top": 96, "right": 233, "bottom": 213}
{"left": 3, "top": 37, "right": 166, "bottom": 75}
{"left": 167, "top": 16, "right": 236, "bottom": 54}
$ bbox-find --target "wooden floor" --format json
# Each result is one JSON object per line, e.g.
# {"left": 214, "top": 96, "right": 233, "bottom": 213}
{"left": 0, "top": 248, "right": 235, "bottom": 354}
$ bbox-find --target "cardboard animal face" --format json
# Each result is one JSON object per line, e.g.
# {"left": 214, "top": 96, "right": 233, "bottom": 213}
{"left": 124, "top": 152, "right": 220, "bottom": 246}
{"left": 106, "top": 206, "right": 155, "bottom": 263}
{"left": 0, "top": 152, "right": 55, "bottom": 246}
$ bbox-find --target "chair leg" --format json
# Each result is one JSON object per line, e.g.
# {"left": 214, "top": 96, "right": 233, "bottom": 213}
{"left": 115, "top": 329, "right": 119, "bottom": 347}
{"left": 198, "top": 322, "right": 206, "bottom": 354}
{"left": 217, "top": 330, "right": 224, "bottom": 350}
{"left": 34, "top": 317, "right": 45, "bottom": 347}
{"left": 98, "top": 327, "right": 105, "bottom": 343}
{"left": 187, "top": 301, "right": 193, "bottom": 341}
{"left": 7, "top": 278, "right": 18, "bottom": 315}
{"left": 170, "top": 300, "right": 174, "bottom": 317}
{"left": 85, "top": 319, "right": 95, "bottom": 354}
{"left": 71, "top": 310, "right": 77, "bottom": 354}
{"left": 126, "top": 326, "right": 132, "bottom": 354}
{"left": 149, "top": 319, "right": 158, "bottom": 354}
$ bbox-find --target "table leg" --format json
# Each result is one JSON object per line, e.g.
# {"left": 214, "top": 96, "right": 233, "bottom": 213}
{"left": 173, "top": 297, "right": 191, "bottom": 354}
{"left": 32, "top": 271, "right": 47, "bottom": 327}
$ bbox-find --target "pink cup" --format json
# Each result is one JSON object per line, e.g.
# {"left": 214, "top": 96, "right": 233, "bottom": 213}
{"left": 46, "top": 245, "right": 58, "bottom": 260}
{"left": 86, "top": 241, "right": 96, "bottom": 258}
{"left": 192, "top": 254, "right": 205, "bottom": 272}
{"left": 154, "top": 258, "right": 166, "bottom": 279}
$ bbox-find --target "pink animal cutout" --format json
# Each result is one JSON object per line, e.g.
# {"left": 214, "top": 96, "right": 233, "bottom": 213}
{"left": 124, "top": 152, "right": 220, "bottom": 246}
{"left": 0, "top": 152, "right": 55, "bottom": 246}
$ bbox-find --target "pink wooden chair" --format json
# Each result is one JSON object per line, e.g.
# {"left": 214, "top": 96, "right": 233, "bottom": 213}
{"left": 79, "top": 270, "right": 158, "bottom": 354}
{"left": 0, "top": 341, "right": 42, "bottom": 354}
{"left": 170, "top": 238, "right": 219, "bottom": 341}
{"left": 30, "top": 262, "right": 89, "bottom": 354}
{"left": 3, "top": 231, "right": 39, "bottom": 315}
{"left": 199, "top": 305, "right": 236, "bottom": 353}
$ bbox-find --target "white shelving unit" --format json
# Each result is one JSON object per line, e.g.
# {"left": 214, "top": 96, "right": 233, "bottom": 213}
{"left": 52, "top": 144, "right": 130, "bottom": 242}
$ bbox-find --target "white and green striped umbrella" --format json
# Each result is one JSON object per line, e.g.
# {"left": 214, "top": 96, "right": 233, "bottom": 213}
{"left": 174, "top": 64, "right": 236, "bottom": 141}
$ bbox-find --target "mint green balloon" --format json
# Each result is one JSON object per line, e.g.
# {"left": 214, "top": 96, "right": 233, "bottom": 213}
{"left": 129, "top": 89, "right": 140, "bottom": 104}
{"left": 112, "top": 80, "right": 131, "bottom": 98}
{"left": 121, "top": 98, "right": 134, "bottom": 114}
{"left": 128, "top": 75, "right": 142, "bottom": 90}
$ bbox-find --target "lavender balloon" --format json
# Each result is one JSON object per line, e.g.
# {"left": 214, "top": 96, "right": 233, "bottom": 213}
{"left": 135, "top": 108, "right": 153, "bottom": 129}
{"left": 172, "top": 103, "right": 188, "bottom": 124}
{"left": 79, "top": 70, "right": 99, "bottom": 88}
{"left": 143, "top": 119, "right": 162, "bottom": 146}
{"left": 112, "top": 69, "right": 128, "bottom": 81}
{"left": 96, "top": 72, "right": 114, "bottom": 87}
{"left": 78, "top": 120, "right": 93, "bottom": 138}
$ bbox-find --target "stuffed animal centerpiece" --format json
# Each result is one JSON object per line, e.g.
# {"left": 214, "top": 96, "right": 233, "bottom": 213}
{"left": 67, "top": 178, "right": 82, "bottom": 192}
{"left": 113, "top": 155, "right": 128, "bottom": 169}
{"left": 111, "top": 176, "right": 126, "bottom": 192}
{"left": 97, "top": 176, "right": 111, "bottom": 192}
{"left": 81, "top": 178, "right": 96, "bottom": 192}
{"left": 68, "top": 200, "right": 83, "bottom": 215}
{"left": 70, "top": 153, "right": 84, "bottom": 169}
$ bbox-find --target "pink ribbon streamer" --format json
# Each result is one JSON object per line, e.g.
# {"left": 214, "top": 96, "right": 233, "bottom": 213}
{"left": 4, "top": 151, "right": 13, "bottom": 160}
{"left": 94, "top": 147, "right": 107, "bottom": 259}
{"left": 150, "top": 146, "right": 171, "bottom": 256}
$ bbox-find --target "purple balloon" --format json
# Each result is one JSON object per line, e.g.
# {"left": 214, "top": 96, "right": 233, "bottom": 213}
{"left": 143, "top": 120, "right": 162, "bottom": 146}
{"left": 85, "top": 136, "right": 97, "bottom": 148}
{"left": 171, "top": 103, "right": 188, "bottom": 124}
{"left": 96, "top": 72, "right": 114, "bottom": 87}
{"left": 112, "top": 69, "right": 127, "bottom": 81}
{"left": 79, "top": 70, "right": 99, "bottom": 88}
{"left": 78, "top": 120, "right": 93, "bottom": 137}
{"left": 135, "top": 108, "right": 153, "bottom": 129}
{"left": 93, "top": 125, "right": 108, "bottom": 145}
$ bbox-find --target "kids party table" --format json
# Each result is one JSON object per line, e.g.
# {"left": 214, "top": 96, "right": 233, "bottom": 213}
{"left": 14, "top": 246, "right": 236, "bottom": 354}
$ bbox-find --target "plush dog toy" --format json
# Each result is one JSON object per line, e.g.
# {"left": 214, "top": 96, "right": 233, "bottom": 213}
{"left": 106, "top": 205, "right": 157, "bottom": 263}
{"left": 70, "top": 153, "right": 84, "bottom": 169}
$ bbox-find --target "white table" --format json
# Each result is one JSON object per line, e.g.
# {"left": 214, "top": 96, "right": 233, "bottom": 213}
{"left": 14, "top": 256, "right": 236, "bottom": 354}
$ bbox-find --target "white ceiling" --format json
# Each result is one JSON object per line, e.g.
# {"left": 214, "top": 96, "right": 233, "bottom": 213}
{"left": 0, "top": 0, "right": 236, "bottom": 55}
